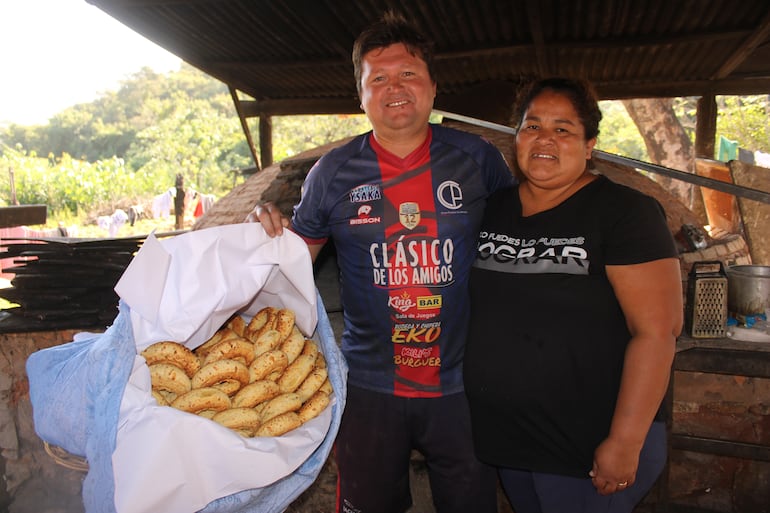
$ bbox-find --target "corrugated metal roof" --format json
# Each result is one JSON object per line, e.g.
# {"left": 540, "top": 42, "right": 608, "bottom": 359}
{"left": 88, "top": 0, "right": 770, "bottom": 117}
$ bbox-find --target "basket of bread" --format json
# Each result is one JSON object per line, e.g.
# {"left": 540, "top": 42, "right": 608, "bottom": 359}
{"left": 144, "top": 306, "right": 332, "bottom": 438}
{"left": 27, "top": 224, "right": 347, "bottom": 513}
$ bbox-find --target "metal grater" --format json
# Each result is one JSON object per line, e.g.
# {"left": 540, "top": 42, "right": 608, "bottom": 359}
{"left": 685, "top": 261, "right": 728, "bottom": 338}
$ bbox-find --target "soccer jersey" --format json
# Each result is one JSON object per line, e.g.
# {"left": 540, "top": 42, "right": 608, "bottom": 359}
{"left": 464, "top": 175, "right": 678, "bottom": 476}
{"left": 292, "top": 124, "right": 513, "bottom": 397}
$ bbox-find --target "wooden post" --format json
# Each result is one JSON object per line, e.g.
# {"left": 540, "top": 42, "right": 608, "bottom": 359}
{"left": 695, "top": 94, "right": 717, "bottom": 160}
{"left": 174, "top": 174, "right": 185, "bottom": 230}
{"left": 259, "top": 115, "right": 273, "bottom": 168}
{"left": 228, "top": 85, "right": 262, "bottom": 171}
{"left": 8, "top": 166, "right": 18, "bottom": 205}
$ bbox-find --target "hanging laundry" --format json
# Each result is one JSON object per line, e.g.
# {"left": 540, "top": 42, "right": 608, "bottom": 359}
{"left": 754, "top": 150, "right": 770, "bottom": 169}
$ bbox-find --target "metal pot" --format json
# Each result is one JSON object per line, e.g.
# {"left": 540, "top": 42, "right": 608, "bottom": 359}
{"left": 726, "top": 265, "right": 770, "bottom": 316}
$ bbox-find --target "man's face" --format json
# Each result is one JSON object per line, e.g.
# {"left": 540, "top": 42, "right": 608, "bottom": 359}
{"left": 359, "top": 43, "right": 437, "bottom": 140}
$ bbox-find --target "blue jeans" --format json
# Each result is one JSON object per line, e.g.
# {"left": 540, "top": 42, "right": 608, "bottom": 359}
{"left": 498, "top": 421, "right": 667, "bottom": 513}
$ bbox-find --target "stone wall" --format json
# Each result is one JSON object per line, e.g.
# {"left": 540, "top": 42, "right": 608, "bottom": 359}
{"left": 0, "top": 328, "right": 90, "bottom": 513}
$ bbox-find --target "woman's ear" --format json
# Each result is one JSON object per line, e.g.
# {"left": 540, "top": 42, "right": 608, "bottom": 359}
{"left": 585, "top": 137, "right": 597, "bottom": 159}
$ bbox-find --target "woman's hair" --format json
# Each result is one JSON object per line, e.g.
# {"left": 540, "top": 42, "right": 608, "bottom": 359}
{"left": 351, "top": 10, "right": 435, "bottom": 97}
{"left": 511, "top": 77, "right": 603, "bottom": 140}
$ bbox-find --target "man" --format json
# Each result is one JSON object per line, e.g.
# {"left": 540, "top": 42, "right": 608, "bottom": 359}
{"left": 252, "top": 11, "right": 514, "bottom": 513}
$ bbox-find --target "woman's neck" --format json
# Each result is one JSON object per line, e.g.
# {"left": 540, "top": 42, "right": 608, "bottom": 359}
{"left": 519, "top": 171, "right": 597, "bottom": 216}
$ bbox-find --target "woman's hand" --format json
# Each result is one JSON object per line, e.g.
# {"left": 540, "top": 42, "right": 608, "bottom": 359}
{"left": 589, "top": 436, "right": 639, "bottom": 495}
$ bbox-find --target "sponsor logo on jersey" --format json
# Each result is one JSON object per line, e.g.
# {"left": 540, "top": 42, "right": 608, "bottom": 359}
{"left": 349, "top": 204, "right": 381, "bottom": 225}
{"left": 437, "top": 180, "right": 463, "bottom": 210}
{"left": 349, "top": 184, "right": 381, "bottom": 203}
{"left": 417, "top": 295, "right": 442, "bottom": 309}
{"left": 392, "top": 322, "right": 441, "bottom": 344}
{"left": 388, "top": 291, "right": 417, "bottom": 312}
{"left": 399, "top": 202, "right": 420, "bottom": 230}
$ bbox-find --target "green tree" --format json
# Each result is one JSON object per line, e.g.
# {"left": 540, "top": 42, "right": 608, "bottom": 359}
{"left": 716, "top": 95, "right": 770, "bottom": 155}
{"left": 595, "top": 101, "right": 648, "bottom": 160}
{"left": 127, "top": 94, "right": 250, "bottom": 195}
{"left": 269, "top": 114, "right": 371, "bottom": 161}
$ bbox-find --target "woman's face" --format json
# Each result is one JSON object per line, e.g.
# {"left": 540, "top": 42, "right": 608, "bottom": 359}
{"left": 515, "top": 90, "right": 596, "bottom": 190}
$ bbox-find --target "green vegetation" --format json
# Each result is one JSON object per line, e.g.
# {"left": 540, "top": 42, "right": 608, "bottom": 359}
{"left": 0, "top": 64, "right": 370, "bottom": 234}
{"left": 716, "top": 95, "right": 770, "bottom": 155}
{"left": 1, "top": 63, "right": 767, "bottom": 236}
{"left": 596, "top": 101, "right": 648, "bottom": 161}
{"left": 597, "top": 95, "right": 770, "bottom": 161}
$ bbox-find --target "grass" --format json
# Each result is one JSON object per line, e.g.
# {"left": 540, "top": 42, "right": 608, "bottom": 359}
{"left": 46, "top": 215, "right": 196, "bottom": 239}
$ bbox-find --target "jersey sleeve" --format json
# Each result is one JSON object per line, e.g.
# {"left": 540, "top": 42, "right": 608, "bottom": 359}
{"left": 479, "top": 138, "right": 516, "bottom": 193}
{"left": 291, "top": 158, "right": 332, "bottom": 243}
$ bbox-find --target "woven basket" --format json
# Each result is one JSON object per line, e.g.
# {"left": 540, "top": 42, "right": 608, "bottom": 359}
{"left": 44, "top": 441, "right": 89, "bottom": 472}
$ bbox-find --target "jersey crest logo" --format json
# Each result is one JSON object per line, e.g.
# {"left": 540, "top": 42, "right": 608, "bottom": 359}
{"left": 437, "top": 180, "right": 463, "bottom": 210}
{"left": 399, "top": 202, "right": 421, "bottom": 230}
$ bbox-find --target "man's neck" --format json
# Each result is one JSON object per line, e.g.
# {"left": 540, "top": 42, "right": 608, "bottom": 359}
{"left": 371, "top": 125, "right": 431, "bottom": 159}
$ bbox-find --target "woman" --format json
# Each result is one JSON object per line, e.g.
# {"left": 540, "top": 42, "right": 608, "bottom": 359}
{"left": 464, "top": 77, "right": 683, "bottom": 513}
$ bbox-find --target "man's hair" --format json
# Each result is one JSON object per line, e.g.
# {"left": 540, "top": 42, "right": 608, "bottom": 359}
{"left": 351, "top": 10, "right": 435, "bottom": 96}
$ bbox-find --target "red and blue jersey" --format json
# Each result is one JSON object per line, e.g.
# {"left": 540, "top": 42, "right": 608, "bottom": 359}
{"left": 292, "top": 124, "right": 513, "bottom": 397}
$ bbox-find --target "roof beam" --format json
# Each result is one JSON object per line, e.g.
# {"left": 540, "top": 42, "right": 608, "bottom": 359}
{"left": 438, "top": 29, "right": 754, "bottom": 59}
{"left": 524, "top": 3, "right": 549, "bottom": 77}
{"left": 239, "top": 98, "right": 361, "bottom": 117}
{"left": 596, "top": 75, "right": 770, "bottom": 99}
{"left": 711, "top": 9, "right": 770, "bottom": 79}
{"left": 0, "top": 206, "right": 47, "bottom": 229}
{"left": 201, "top": 28, "right": 755, "bottom": 71}
{"left": 231, "top": 74, "right": 770, "bottom": 119}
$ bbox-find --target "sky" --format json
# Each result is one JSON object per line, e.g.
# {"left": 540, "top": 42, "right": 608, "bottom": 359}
{"left": 0, "top": 0, "right": 181, "bottom": 126}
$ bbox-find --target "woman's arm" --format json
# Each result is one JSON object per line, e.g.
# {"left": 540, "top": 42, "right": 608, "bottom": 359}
{"left": 590, "top": 257, "right": 683, "bottom": 495}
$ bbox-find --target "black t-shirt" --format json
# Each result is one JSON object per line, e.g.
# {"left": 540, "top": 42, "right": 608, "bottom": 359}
{"left": 463, "top": 174, "right": 677, "bottom": 477}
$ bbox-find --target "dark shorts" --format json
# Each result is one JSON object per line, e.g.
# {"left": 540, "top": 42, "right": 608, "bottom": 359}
{"left": 497, "top": 421, "right": 667, "bottom": 513}
{"left": 335, "top": 385, "right": 497, "bottom": 513}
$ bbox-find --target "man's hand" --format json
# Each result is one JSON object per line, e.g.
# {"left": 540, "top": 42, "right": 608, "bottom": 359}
{"left": 245, "top": 202, "right": 290, "bottom": 237}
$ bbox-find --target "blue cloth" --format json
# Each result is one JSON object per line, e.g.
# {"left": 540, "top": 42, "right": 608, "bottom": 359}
{"left": 27, "top": 291, "right": 347, "bottom": 513}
